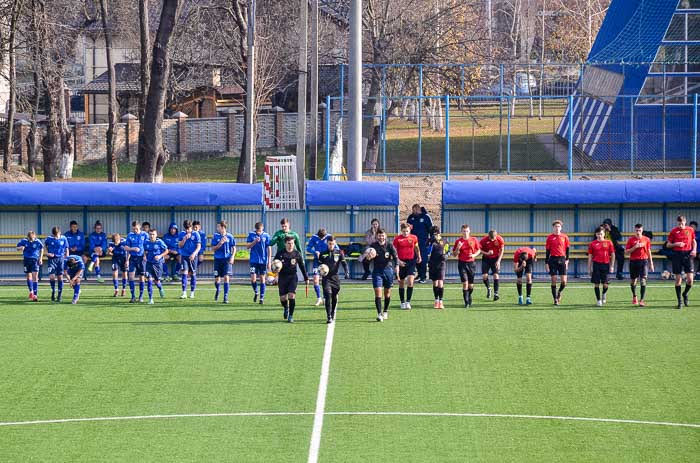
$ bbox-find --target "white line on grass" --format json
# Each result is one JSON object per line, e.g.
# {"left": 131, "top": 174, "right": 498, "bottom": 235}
{"left": 1, "top": 411, "right": 698, "bottom": 429}
{"left": 307, "top": 319, "right": 336, "bottom": 463}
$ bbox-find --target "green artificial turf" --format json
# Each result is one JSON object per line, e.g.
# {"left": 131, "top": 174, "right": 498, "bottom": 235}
{"left": 0, "top": 282, "right": 698, "bottom": 462}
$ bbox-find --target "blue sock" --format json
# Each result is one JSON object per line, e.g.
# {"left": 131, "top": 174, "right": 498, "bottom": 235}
{"left": 260, "top": 283, "right": 266, "bottom": 299}
{"left": 181, "top": 274, "right": 187, "bottom": 291}
{"left": 129, "top": 280, "right": 135, "bottom": 298}
{"left": 215, "top": 281, "right": 220, "bottom": 296}
{"left": 95, "top": 266, "right": 101, "bottom": 277}
{"left": 73, "top": 284, "right": 80, "bottom": 299}
{"left": 224, "top": 282, "right": 229, "bottom": 298}
{"left": 139, "top": 281, "right": 144, "bottom": 298}
{"left": 33, "top": 281, "right": 38, "bottom": 295}
{"left": 50, "top": 280, "right": 56, "bottom": 292}
{"left": 121, "top": 278, "right": 127, "bottom": 289}
{"left": 58, "top": 280, "right": 63, "bottom": 294}
{"left": 113, "top": 278, "right": 118, "bottom": 290}
{"left": 26, "top": 279, "right": 33, "bottom": 293}
{"left": 190, "top": 275, "right": 197, "bottom": 292}
{"left": 147, "top": 280, "right": 153, "bottom": 299}
{"left": 252, "top": 281, "right": 258, "bottom": 294}
{"left": 314, "top": 284, "right": 321, "bottom": 298}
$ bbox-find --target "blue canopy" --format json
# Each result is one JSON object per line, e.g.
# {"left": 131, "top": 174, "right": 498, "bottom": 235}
{"left": 306, "top": 181, "right": 400, "bottom": 206}
{"left": 443, "top": 179, "right": 700, "bottom": 205}
{"left": 0, "top": 182, "right": 263, "bottom": 207}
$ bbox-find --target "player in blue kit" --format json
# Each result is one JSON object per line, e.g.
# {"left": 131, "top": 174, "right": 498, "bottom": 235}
{"left": 246, "top": 222, "right": 271, "bottom": 304}
{"left": 108, "top": 233, "right": 128, "bottom": 297}
{"left": 65, "top": 220, "right": 85, "bottom": 267}
{"left": 211, "top": 220, "right": 236, "bottom": 303}
{"left": 162, "top": 223, "right": 180, "bottom": 281}
{"left": 178, "top": 220, "right": 202, "bottom": 299}
{"left": 193, "top": 221, "right": 207, "bottom": 267}
{"left": 144, "top": 229, "right": 168, "bottom": 305}
{"left": 45, "top": 226, "right": 69, "bottom": 302}
{"left": 307, "top": 228, "right": 331, "bottom": 307}
{"left": 125, "top": 221, "right": 148, "bottom": 303}
{"left": 65, "top": 255, "right": 85, "bottom": 304}
{"left": 86, "top": 221, "right": 107, "bottom": 283}
{"left": 17, "top": 231, "right": 44, "bottom": 301}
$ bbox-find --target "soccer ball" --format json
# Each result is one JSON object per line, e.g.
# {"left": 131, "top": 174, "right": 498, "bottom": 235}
{"left": 271, "top": 259, "right": 283, "bottom": 273}
{"left": 265, "top": 273, "right": 277, "bottom": 286}
{"left": 661, "top": 270, "right": 671, "bottom": 280}
{"left": 364, "top": 247, "right": 377, "bottom": 260}
{"left": 318, "top": 264, "right": 330, "bottom": 277}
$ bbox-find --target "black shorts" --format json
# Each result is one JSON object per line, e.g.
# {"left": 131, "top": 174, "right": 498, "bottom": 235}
{"left": 322, "top": 276, "right": 340, "bottom": 295}
{"left": 214, "top": 258, "right": 232, "bottom": 278}
{"left": 515, "top": 259, "right": 533, "bottom": 278}
{"left": 548, "top": 256, "right": 567, "bottom": 276}
{"left": 23, "top": 258, "right": 39, "bottom": 274}
{"left": 398, "top": 259, "right": 417, "bottom": 279}
{"left": 47, "top": 257, "right": 65, "bottom": 275}
{"left": 458, "top": 261, "right": 476, "bottom": 284}
{"left": 590, "top": 262, "right": 610, "bottom": 284}
{"left": 128, "top": 258, "right": 146, "bottom": 276}
{"left": 180, "top": 257, "right": 198, "bottom": 275}
{"left": 629, "top": 259, "right": 648, "bottom": 280}
{"left": 481, "top": 257, "right": 499, "bottom": 275}
{"left": 429, "top": 264, "right": 446, "bottom": 281}
{"left": 278, "top": 274, "right": 298, "bottom": 295}
{"left": 111, "top": 255, "right": 127, "bottom": 272}
{"left": 145, "top": 261, "right": 164, "bottom": 281}
{"left": 671, "top": 251, "right": 693, "bottom": 275}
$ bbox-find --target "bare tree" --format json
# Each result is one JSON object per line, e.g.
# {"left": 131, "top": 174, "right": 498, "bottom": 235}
{"left": 134, "top": 0, "right": 182, "bottom": 183}
{"left": 138, "top": 0, "right": 150, "bottom": 121}
{"left": 98, "top": 0, "right": 117, "bottom": 182}
{"left": 2, "top": 0, "right": 24, "bottom": 172}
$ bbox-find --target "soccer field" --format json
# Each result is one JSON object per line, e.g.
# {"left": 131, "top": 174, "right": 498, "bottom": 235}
{"left": 1, "top": 282, "right": 698, "bottom": 462}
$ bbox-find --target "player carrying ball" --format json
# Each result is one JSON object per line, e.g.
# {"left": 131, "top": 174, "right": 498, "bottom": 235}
{"left": 274, "top": 235, "right": 309, "bottom": 323}
{"left": 588, "top": 226, "right": 615, "bottom": 307}
{"left": 545, "top": 220, "right": 570, "bottom": 305}
{"left": 361, "top": 228, "right": 398, "bottom": 322}
{"left": 625, "top": 224, "right": 653, "bottom": 307}
{"left": 317, "top": 235, "right": 349, "bottom": 323}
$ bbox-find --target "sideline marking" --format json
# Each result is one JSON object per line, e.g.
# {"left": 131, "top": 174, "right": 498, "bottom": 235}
{"left": 307, "top": 320, "right": 336, "bottom": 463}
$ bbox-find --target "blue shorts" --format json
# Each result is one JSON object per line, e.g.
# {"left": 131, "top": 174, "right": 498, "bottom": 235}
{"left": 372, "top": 266, "right": 394, "bottom": 289}
{"left": 249, "top": 263, "right": 267, "bottom": 276}
{"left": 214, "top": 258, "right": 232, "bottom": 278}
{"left": 47, "top": 257, "right": 65, "bottom": 275}
{"left": 112, "top": 255, "right": 127, "bottom": 272}
{"left": 128, "top": 258, "right": 145, "bottom": 276}
{"left": 180, "top": 256, "right": 198, "bottom": 274}
{"left": 67, "top": 267, "right": 83, "bottom": 279}
{"left": 23, "top": 258, "right": 39, "bottom": 274}
{"left": 145, "top": 261, "right": 164, "bottom": 281}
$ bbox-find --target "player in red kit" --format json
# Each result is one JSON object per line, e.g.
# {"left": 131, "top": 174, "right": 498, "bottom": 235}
{"left": 393, "top": 223, "right": 421, "bottom": 309}
{"left": 588, "top": 226, "right": 615, "bottom": 307}
{"left": 453, "top": 224, "right": 481, "bottom": 308}
{"left": 545, "top": 220, "right": 570, "bottom": 305}
{"left": 480, "top": 230, "right": 505, "bottom": 301}
{"left": 666, "top": 215, "right": 697, "bottom": 309}
{"left": 513, "top": 246, "right": 536, "bottom": 305}
{"left": 625, "top": 224, "right": 654, "bottom": 307}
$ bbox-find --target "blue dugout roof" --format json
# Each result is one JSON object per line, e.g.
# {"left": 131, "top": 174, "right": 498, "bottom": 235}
{"left": 442, "top": 180, "right": 700, "bottom": 206}
{"left": 0, "top": 182, "right": 263, "bottom": 207}
{"left": 306, "top": 181, "right": 400, "bottom": 207}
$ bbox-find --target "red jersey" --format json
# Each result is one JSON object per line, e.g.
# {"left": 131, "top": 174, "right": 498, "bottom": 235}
{"left": 479, "top": 235, "right": 505, "bottom": 259}
{"left": 668, "top": 227, "right": 696, "bottom": 252}
{"left": 453, "top": 237, "right": 480, "bottom": 262}
{"left": 513, "top": 246, "right": 536, "bottom": 264}
{"left": 393, "top": 234, "right": 418, "bottom": 261}
{"left": 588, "top": 239, "right": 614, "bottom": 264}
{"left": 546, "top": 233, "right": 570, "bottom": 257}
{"left": 625, "top": 235, "right": 651, "bottom": 261}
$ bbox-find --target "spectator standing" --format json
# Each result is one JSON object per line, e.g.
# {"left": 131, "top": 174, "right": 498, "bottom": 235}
{"left": 407, "top": 204, "right": 433, "bottom": 283}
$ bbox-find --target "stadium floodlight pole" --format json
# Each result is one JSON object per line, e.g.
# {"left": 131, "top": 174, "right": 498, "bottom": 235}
{"left": 347, "top": 0, "right": 362, "bottom": 181}
{"left": 309, "top": 0, "right": 319, "bottom": 180}
{"left": 693, "top": 93, "right": 698, "bottom": 179}
{"left": 244, "top": 0, "right": 256, "bottom": 184}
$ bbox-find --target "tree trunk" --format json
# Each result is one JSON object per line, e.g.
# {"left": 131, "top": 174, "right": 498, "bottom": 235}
{"left": 138, "top": 0, "right": 150, "bottom": 122}
{"left": 362, "top": 72, "right": 381, "bottom": 173}
{"left": 28, "top": 0, "right": 41, "bottom": 178}
{"left": 3, "top": 0, "right": 23, "bottom": 172}
{"left": 135, "top": 0, "right": 182, "bottom": 183}
{"left": 56, "top": 74, "right": 74, "bottom": 179}
{"left": 100, "top": 0, "right": 118, "bottom": 182}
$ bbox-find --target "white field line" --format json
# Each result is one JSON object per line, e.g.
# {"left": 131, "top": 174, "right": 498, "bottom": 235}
{"left": 0, "top": 411, "right": 698, "bottom": 429}
{"left": 307, "top": 320, "right": 336, "bottom": 463}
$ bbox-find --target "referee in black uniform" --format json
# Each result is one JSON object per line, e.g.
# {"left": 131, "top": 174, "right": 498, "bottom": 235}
{"left": 318, "top": 235, "right": 349, "bottom": 323}
{"left": 274, "top": 236, "right": 308, "bottom": 323}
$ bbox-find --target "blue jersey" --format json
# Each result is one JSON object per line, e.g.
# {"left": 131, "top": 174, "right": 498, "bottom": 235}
{"left": 17, "top": 238, "right": 43, "bottom": 259}
{"left": 198, "top": 230, "right": 207, "bottom": 254}
{"left": 247, "top": 231, "right": 271, "bottom": 265}
{"left": 65, "top": 230, "right": 85, "bottom": 253}
{"left": 108, "top": 238, "right": 127, "bottom": 256}
{"left": 163, "top": 231, "right": 180, "bottom": 251}
{"left": 212, "top": 233, "right": 236, "bottom": 259}
{"left": 144, "top": 238, "right": 168, "bottom": 263}
{"left": 307, "top": 235, "right": 331, "bottom": 256}
{"left": 88, "top": 232, "right": 108, "bottom": 252}
{"left": 178, "top": 231, "right": 201, "bottom": 257}
{"left": 126, "top": 231, "right": 147, "bottom": 257}
{"left": 66, "top": 255, "right": 85, "bottom": 271}
{"left": 45, "top": 235, "right": 68, "bottom": 257}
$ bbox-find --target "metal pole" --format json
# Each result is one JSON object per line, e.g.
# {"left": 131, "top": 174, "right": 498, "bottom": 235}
{"left": 445, "top": 95, "right": 450, "bottom": 180}
{"left": 499, "top": 63, "right": 504, "bottom": 170}
{"left": 506, "top": 95, "right": 511, "bottom": 174}
{"left": 296, "top": 0, "right": 308, "bottom": 201}
{"left": 693, "top": 93, "right": 698, "bottom": 179}
{"left": 339, "top": 64, "right": 344, "bottom": 119}
{"left": 630, "top": 97, "right": 634, "bottom": 175}
{"left": 568, "top": 94, "right": 574, "bottom": 180}
{"left": 325, "top": 94, "right": 331, "bottom": 180}
{"left": 309, "top": 0, "right": 319, "bottom": 180}
{"left": 244, "top": 0, "right": 256, "bottom": 184}
{"left": 347, "top": 0, "right": 362, "bottom": 181}
{"left": 662, "top": 63, "right": 666, "bottom": 173}
{"left": 418, "top": 64, "right": 423, "bottom": 172}
{"left": 382, "top": 96, "right": 387, "bottom": 174}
